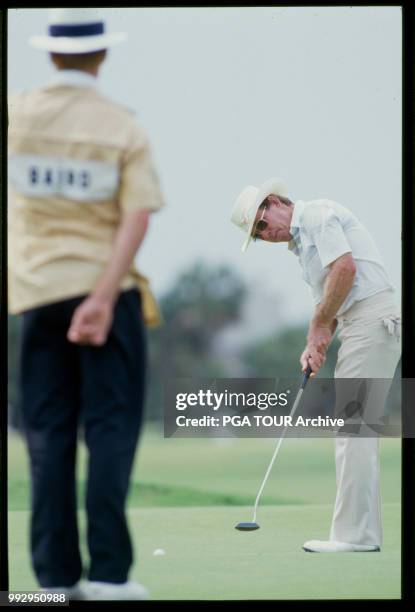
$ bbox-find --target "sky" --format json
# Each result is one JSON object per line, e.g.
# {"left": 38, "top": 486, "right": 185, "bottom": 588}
{"left": 8, "top": 7, "right": 402, "bottom": 339}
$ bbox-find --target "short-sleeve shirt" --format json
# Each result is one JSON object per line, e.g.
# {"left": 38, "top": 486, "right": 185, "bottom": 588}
{"left": 288, "top": 199, "right": 394, "bottom": 316}
{"left": 8, "top": 69, "right": 164, "bottom": 317}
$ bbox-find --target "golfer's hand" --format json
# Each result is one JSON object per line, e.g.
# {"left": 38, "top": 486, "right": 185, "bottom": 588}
{"left": 307, "top": 324, "right": 333, "bottom": 354}
{"left": 67, "top": 295, "right": 114, "bottom": 346}
{"left": 300, "top": 345, "right": 326, "bottom": 376}
{"left": 300, "top": 323, "right": 333, "bottom": 376}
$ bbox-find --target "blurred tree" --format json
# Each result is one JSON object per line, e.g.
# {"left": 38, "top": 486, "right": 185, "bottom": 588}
{"left": 146, "top": 261, "right": 247, "bottom": 420}
{"left": 241, "top": 324, "right": 340, "bottom": 379}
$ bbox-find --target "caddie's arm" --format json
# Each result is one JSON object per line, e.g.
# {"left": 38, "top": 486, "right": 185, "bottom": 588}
{"left": 67, "top": 209, "right": 151, "bottom": 346}
{"left": 300, "top": 253, "right": 356, "bottom": 374}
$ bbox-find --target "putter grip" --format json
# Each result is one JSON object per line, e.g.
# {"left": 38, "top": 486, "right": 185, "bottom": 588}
{"left": 301, "top": 365, "right": 313, "bottom": 389}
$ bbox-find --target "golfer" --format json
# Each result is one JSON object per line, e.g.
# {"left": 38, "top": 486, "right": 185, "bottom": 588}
{"left": 8, "top": 9, "right": 163, "bottom": 599}
{"left": 231, "top": 178, "right": 401, "bottom": 552}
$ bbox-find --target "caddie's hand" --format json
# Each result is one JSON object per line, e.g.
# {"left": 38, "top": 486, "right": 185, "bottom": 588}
{"left": 67, "top": 295, "right": 114, "bottom": 346}
{"left": 300, "top": 344, "right": 326, "bottom": 376}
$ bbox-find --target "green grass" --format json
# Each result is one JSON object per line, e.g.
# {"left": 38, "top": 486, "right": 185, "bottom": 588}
{"left": 7, "top": 426, "right": 401, "bottom": 599}
{"left": 8, "top": 505, "right": 401, "bottom": 599}
{"left": 8, "top": 426, "right": 401, "bottom": 508}
{"left": 8, "top": 479, "right": 302, "bottom": 511}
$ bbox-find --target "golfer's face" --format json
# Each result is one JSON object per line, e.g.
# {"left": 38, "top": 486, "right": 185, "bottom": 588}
{"left": 253, "top": 200, "right": 292, "bottom": 243}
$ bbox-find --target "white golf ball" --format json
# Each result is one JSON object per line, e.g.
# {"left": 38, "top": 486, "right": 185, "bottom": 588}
{"left": 153, "top": 548, "right": 166, "bottom": 556}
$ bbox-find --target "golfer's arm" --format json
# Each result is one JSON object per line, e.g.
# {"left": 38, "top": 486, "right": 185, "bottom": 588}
{"left": 91, "top": 209, "right": 150, "bottom": 304}
{"left": 311, "top": 253, "right": 356, "bottom": 328}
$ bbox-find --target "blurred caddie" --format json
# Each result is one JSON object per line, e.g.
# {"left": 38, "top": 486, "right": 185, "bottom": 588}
{"left": 8, "top": 8, "right": 164, "bottom": 600}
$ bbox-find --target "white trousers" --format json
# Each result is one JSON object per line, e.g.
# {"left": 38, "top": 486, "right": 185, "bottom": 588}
{"left": 329, "top": 290, "right": 401, "bottom": 547}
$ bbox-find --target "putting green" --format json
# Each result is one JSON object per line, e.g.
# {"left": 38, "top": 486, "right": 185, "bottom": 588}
{"left": 7, "top": 428, "right": 401, "bottom": 599}
{"left": 8, "top": 504, "right": 400, "bottom": 599}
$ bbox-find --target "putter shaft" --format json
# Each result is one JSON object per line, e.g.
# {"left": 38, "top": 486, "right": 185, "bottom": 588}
{"left": 251, "top": 367, "right": 312, "bottom": 524}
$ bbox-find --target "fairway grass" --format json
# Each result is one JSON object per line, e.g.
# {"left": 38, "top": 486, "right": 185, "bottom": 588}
{"left": 8, "top": 428, "right": 401, "bottom": 508}
{"left": 9, "top": 504, "right": 400, "bottom": 599}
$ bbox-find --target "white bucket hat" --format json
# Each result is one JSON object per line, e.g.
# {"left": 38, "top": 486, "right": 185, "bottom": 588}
{"left": 29, "top": 9, "right": 127, "bottom": 54}
{"left": 230, "top": 177, "right": 288, "bottom": 252}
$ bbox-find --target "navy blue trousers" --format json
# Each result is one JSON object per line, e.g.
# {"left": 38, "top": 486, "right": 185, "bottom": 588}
{"left": 20, "top": 289, "right": 146, "bottom": 587}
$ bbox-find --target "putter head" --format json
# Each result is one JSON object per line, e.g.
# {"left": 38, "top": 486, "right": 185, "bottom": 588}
{"left": 235, "top": 522, "right": 260, "bottom": 531}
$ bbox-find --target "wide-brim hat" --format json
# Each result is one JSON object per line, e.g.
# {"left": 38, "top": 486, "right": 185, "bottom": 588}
{"left": 230, "top": 177, "right": 288, "bottom": 252}
{"left": 29, "top": 8, "right": 127, "bottom": 54}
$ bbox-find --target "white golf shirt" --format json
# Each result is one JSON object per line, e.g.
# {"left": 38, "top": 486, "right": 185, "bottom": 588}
{"left": 288, "top": 199, "right": 394, "bottom": 316}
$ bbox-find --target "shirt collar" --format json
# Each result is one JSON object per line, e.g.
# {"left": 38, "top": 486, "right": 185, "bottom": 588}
{"left": 289, "top": 200, "right": 307, "bottom": 230}
{"left": 49, "top": 70, "right": 98, "bottom": 90}
{"left": 287, "top": 200, "right": 307, "bottom": 254}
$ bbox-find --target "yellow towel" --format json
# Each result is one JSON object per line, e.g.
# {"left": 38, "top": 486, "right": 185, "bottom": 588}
{"left": 132, "top": 268, "right": 163, "bottom": 328}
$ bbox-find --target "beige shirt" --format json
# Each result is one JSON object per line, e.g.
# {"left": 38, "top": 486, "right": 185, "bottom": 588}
{"left": 8, "top": 69, "right": 164, "bottom": 326}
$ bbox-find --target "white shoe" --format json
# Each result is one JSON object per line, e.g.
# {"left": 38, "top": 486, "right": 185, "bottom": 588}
{"left": 40, "top": 581, "right": 83, "bottom": 600}
{"left": 78, "top": 579, "right": 149, "bottom": 601}
{"left": 303, "top": 539, "right": 380, "bottom": 553}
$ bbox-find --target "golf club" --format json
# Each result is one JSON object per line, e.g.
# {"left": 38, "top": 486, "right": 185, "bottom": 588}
{"left": 235, "top": 365, "right": 313, "bottom": 531}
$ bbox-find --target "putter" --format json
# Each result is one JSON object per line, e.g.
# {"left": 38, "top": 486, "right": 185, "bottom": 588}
{"left": 235, "top": 365, "right": 313, "bottom": 531}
